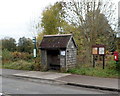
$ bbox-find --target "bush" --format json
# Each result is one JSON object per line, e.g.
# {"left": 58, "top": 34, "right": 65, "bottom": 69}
{"left": 20, "top": 52, "right": 33, "bottom": 61}
{"left": 106, "top": 55, "right": 114, "bottom": 61}
{"left": 4, "top": 60, "right": 29, "bottom": 70}
{"left": 11, "top": 51, "right": 21, "bottom": 61}
{"left": 3, "top": 60, "right": 34, "bottom": 70}
{"left": 106, "top": 61, "right": 116, "bottom": 70}
{"left": 2, "top": 50, "right": 41, "bottom": 71}
{"left": 106, "top": 60, "right": 120, "bottom": 71}
{"left": 33, "top": 62, "right": 41, "bottom": 71}
{"left": 116, "top": 61, "right": 120, "bottom": 71}
{"left": 3, "top": 59, "right": 41, "bottom": 71}
{"left": 32, "top": 56, "right": 41, "bottom": 71}
{"left": 2, "top": 49, "right": 12, "bottom": 63}
{"left": 11, "top": 52, "right": 33, "bottom": 61}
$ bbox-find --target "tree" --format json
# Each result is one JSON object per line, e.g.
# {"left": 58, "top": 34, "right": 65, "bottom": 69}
{"left": 36, "top": 1, "right": 66, "bottom": 45}
{"left": 85, "top": 11, "right": 116, "bottom": 51}
{"left": 62, "top": 0, "right": 116, "bottom": 65}
{"left": 117, "top": 17, "right": 120, "bottom": 51}
{"left": 39, "top": 2, "right": 64, "bottom": 35}
{"left": 0, "top": 40, "right": 2, "bottom": 57}
{"left": 2, "top": 37, "right": 16, "bottom": 52}
{"left": 116, "top": 37, "right": 120, "bottom": 51}
{"left": 17, "top": 37, "right": 33, "bottom": 53}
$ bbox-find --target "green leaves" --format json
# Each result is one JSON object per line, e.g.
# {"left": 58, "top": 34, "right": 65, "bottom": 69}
{"left": 18, "top": 37, "right": 33, "bottom": 53}
{"left": 2, "top": 37, "right": 16, "bottom": 52}
{"left": 41, "top": 2, "right": 64, "bottom": 35}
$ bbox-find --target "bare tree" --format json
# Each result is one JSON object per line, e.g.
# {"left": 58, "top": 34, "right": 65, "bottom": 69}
{"left": 62, "top": 0, "right": 117, "bottom": 65}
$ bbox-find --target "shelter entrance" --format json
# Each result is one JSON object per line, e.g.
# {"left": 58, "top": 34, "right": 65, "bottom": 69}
{"left": 47, "top": 50, "right": 60, "bottom": 70}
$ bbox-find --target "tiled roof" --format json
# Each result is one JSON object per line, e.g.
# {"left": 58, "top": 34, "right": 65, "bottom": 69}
{"left": 39, "top": 34, "right": 72, "bottom": 49}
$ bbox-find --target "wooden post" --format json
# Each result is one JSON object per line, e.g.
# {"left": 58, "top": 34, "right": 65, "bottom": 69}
{"left": 93, "top": 55, "right": 95, "bottom": 68}
{"left": 103, "top": 55, "right": 105, "bottom": 69}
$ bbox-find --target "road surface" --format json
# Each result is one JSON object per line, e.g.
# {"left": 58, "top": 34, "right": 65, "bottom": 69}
{"left": 1, "top": 76, "right": 116, "bottom": 95}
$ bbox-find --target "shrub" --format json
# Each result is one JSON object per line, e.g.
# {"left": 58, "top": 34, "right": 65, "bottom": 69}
{"left": 2, "top": 49, "right": 12, "bottom": 63}
{"left": 3, "top": 60, "right": 34, "bottom": 70}
{"left": 11, "top": 51, "right": 21, "bottom": 61}
{"left": 106, "top": 55, "right": 114, "bottom": 61}
{"left": 32, "top": 56, "right": 41, "bottom": 71}
{"left": 33, "top": 62, "right": 41, "bottom": 71}
{"left": 3, "top": 59, "right": 41, "bottom": 71}
{"left": 11, "top": 52, "right": 33, "bottom": 61}
{"left": 106, "top": 60, "right": 116, "bottom": 70}
{"left": 116, "top": 61, "right": 120, "bottom": 71}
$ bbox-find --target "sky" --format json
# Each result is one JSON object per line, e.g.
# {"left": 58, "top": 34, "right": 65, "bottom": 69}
{"left": 0, "top": 0, "right": 60, "bottom": 42}
{"left": 0, "top": 0, "right": 120, "bottom": 42}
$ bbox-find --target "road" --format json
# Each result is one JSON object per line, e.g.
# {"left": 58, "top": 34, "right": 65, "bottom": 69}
{"left": 1, "top": 76, "right": 116, "bottom": 95}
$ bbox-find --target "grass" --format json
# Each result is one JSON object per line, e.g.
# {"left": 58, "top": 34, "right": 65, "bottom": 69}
{"left": 0, "top": 60, "right": 2, "bottom": 69}
{"left": 3, "top": 60, "right": 40, "bottom": 71}
{"left": 67, "top": 67, "right": 118, "bottom": 78}
{"left": 67, "top": 61, "right": 119, "bottom": 78}
{"left": 0, "top": 64, "right": 2, "bottom": 69}
{"left": 3, "top": 59, "right": 119, "bottom": 78}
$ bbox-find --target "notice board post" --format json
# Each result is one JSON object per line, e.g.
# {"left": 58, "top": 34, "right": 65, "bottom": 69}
{"left": 92, "top": 45, "right": 106, "bottom": 69}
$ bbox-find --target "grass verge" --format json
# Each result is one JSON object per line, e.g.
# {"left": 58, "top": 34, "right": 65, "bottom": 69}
{"left": 67, "top": 61, "right": 119, "bottom": 78}
{"left": 67, "top": 67, "right": 118, "bottom": 78}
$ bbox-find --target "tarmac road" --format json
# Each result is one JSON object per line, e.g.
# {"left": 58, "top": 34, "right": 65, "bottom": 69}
{"left": 1, "top": 76, "right": 117, "bottom": 95}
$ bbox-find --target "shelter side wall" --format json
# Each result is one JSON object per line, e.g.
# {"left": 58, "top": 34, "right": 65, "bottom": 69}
{"left": 41, "top": 50, "right": 48, "bottom": 71}
{"left": 66, "top": 40, "right": 77, "bottom": 69}
{"left": 60, "top": 54, "right": 66, "bottom": 72}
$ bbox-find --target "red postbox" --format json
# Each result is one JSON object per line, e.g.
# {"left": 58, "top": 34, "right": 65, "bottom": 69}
{"left": 114, "top": 51, "right": 119, "bottom": 61}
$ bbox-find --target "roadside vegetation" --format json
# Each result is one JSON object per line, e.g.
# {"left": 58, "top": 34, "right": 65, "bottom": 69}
{"left": 67, "top": 60, "right": 119, "bottom": 78}
{"left": 2, "top": 49, "right": 41, "bottom": 71}
{"left": 0, "top": 40, "right": 2, "bottom": 68}
{"left": 35, "top": 0, "right": 119, "bottom": 78}
{"left": 36, "top": 0, "right": 119, "bottom": 66}
{"left": 2, "top": 47, "right": 119, "bottom": 78}
{"left": 2, "top": 37, "right": 41, "bottom": 71}
{"left": 1, "top": 0, "right": 120, "bottom": 78}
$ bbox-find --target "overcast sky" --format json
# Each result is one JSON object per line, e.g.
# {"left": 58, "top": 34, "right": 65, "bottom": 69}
{"left": 0, "top": 0, "right": 119, "bottom": 42}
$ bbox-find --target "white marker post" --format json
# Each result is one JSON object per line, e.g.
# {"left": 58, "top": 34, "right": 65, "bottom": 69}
{"left": 33, "top": 37, "right": 37, "bottom": 58}
{"left": 33, "top": 49, "right": 36, "bottom": 58}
